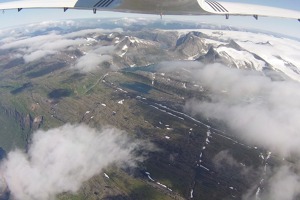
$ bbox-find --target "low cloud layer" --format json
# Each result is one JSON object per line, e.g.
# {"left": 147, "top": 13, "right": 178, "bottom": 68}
{"left": 72, "top": 46, "right": 115, "bottom": 73}
{"left": 157, "top": 61, "right": 300, "bottom": 200}
{"left": 0, "top": 26, "right": 119, "bottom": 73}
{"left": 0, "top": 33, "right": 86, "bottom": 63}
{"left": 183, "top": 63, "right": 300, "bottom": 157}
{"left": 261, "top": 165, "right": 300, "bottom": 200}
{"left": 0, "top": 124, "right": 145, "bottom": 200}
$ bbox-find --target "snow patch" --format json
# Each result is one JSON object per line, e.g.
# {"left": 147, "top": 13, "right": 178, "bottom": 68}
{"left": 104, "top": 173, "right": 110, "bottom": 179}
{"left": 190, "top": 189, "right": 194, "bottom": 198}
{"left": 118, "top": 99, "right": 124, "bottom": 104}
{"left": 200, "top": 165, "right": 210, "bottom": 171}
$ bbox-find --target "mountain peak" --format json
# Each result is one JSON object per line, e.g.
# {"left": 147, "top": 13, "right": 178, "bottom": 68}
{"left": 196, "top": 46, "right": 222, "bottom": 64}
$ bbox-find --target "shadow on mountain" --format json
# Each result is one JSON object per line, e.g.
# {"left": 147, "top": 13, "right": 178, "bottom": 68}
{"left": 0, "top": 147, "right": 6, "bottom": 160}
{"left": 128, "top": 185, "right": 166, "bottom": 200}
{"left": 0, "top": 191, "right": 10, "bottom": 200}
{"left": 196, "top": 46, "right": 223, "bottom": 64}
{"left": 10, "top": 82, "right": 32, "bottom": 95}
{"left": 121, "top": 82, "right": 170, "bottom": 95}
{"left": 48, "top": 89, "right": 72, "bottom": 100}
{"left": 0, "top": 86, "right": 14, "bottom": 90}
{"left": 121, "top": 82, "right": 152, "bottom": 94}
{"left": 27, "top": 62, "right": 66, "bottom": 78}
{"left": 102, "top": 195, "right": 130, "bottom": 200}
{"left": 122, "top": 65, "right": 156, "bottom": 73}
{"left": 61, "top": 73, "right": 86, "bottom": 84}
{"left": 0, "top": 147, "right": 8, "bottom": 200}
{"left": 2, "top": 58, "right": 24, "bottom": 70}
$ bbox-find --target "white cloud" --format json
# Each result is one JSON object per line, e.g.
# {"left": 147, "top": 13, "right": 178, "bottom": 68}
{"left": 0, "top": 28, "right": 117, "bottom": 64}
{"left": 0, "top": 124, "right": 147, "bottom": 200}
{"left": 23, "top": 50, "right": 56, "bottom": 63}
{"left": 71, "top": 45, "right": 115, "bottom": 73}
{"left": 183, "top": 63, "right": 300, "bottom": 156}
{"left": 0, "top": 33, "right": 61, "bottom": 50}
{"left": 73, "top": 53, "right": 113, "bottom": 73}
{"left": 0, "top": 25, "right": 121, "bottom": 64}
{"left": 177, "top": 62, "right": 300, "bottom": 199}
{"left": 64, "top": 28, "right": 123, "bottom": 38}
{"left": 260, "top": 165, "right": 300, "bottom": 200}
{"left": 213, "top": 150, "right": 242, "bottom": 169}
{"left": 0, "top": 33, "right": 83, "bottom": 63}
{"left": 39, "top": 38, "right": 86, "bottom": 50}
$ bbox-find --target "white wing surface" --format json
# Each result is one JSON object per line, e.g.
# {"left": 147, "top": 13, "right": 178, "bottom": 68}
{"left": 0, "top": 0, "right": 299, "bottom": 21}
{"left": 0, "top": 0, "right": 205, "bottom": 15}
{"left": 198, "top": 0, "right": 300, "bottom": 20}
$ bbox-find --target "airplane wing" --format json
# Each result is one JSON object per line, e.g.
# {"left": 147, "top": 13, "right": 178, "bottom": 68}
{"left": 0, "top": 0, "right": 205, "bottom": 15}
{"left": 198, "top": 0, "right": 300, "bottom": 20}
{"left": 0, "top": 0, "right": 299, "bottom": 21}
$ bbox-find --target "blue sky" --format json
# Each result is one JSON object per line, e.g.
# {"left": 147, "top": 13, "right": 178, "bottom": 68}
{"left": 0, "top": 0, "right": 299, "bottom": 39}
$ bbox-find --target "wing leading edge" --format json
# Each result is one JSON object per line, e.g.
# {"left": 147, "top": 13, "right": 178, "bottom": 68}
{"left": 0, "top": 0, "right": 299, "bottom": 21}
{"left": 0, "top": 0, "right": 207, "bottom": 15}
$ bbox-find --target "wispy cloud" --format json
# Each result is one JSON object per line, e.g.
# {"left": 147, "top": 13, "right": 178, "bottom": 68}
{"left": 157, "top": 60, "right": 300, "bottom": 199}
{"left": 23, "top": 50, "right": 56, "bottom": 63}
{"left": 0, "top": 124, "right": 149, "bottom": 200}
{"left": 71, "top": 45, "right": 115, "bottom": 73}
{"left": 64, "top": 28, "right": 123, "bottom": 38}
{"left": 73, "top": 53, "right": 112, "bottom": 73}
{"left": 259, "top": 165, "right": 300, "bottom": 200}
{"left": 177, "top": 62, "right": 300, "bottom": 199}
{"left": 0, "top": 26, "right": 121, "bottom": 64}
{"left": 0, "top": 33, "right": 87, "bottom": 63}
{"left": 183, "top": 63, "right": 300, "bottom": 156}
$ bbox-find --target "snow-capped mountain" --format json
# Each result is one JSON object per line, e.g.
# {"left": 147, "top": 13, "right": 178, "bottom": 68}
{"left": 174, "top": 31, "right": 209, "bottom": 60}
{"left": 197, "top": 41, "right": 268, "bottom": 71}
{"left": 196, "top": 29, "right": 300, "bottom": 81}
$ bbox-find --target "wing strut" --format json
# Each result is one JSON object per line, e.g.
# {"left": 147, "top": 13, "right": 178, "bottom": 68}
{"left": 253, "top": 15, "right": 258, "bottom": 20}
{"left": 64, "top": 7, "right": 68, "bottom": 12}
{"left": 18, "top": 8, "right": 22, "bottom": 12}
